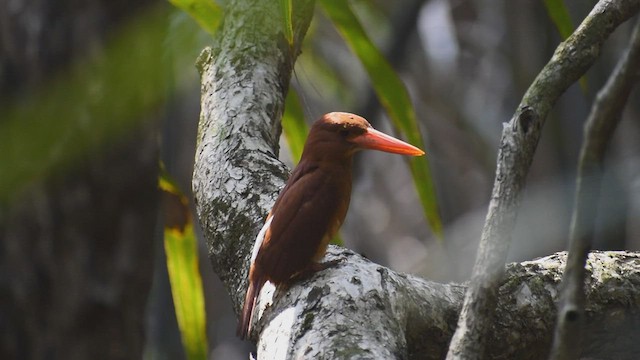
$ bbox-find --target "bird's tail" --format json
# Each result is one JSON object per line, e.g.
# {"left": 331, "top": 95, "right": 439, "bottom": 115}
{"left": 236, "top": 277, "right": 264, "bottom": 340}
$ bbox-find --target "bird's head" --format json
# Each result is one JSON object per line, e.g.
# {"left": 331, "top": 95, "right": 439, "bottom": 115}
{"left": 301, "top": 112, "right": 425, "bottom": 162}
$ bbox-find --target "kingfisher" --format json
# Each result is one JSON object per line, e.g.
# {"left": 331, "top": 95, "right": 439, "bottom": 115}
{"left": 237, "top": 112, "right": 424, "bottom": 339}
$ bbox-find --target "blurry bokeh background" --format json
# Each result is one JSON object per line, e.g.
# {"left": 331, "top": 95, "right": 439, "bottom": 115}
{"left": 2, "top": 0, "right": 639, "bottom": 359}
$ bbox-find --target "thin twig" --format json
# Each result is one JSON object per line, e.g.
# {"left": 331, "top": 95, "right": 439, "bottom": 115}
{"left": 549, "top": 17, "right": 640, "bottom": 360}
{"left": 446, "top": 2, "right": 640, "bottom": 359}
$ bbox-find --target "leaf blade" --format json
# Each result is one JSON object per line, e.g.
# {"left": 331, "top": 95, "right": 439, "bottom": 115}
{"left": 543, "top": 0, "right": 573, "bottom": 39}
{"left": 168, "top": 0, "right": 222, "bottom": 36}
{"left": 160, "top": 168, "right": 209, "bottom": 360}
{"left": 280, "top": 0, "right": 294, "bottom": 46}
{"left": 282, "top": 89, "right": 308, "bottom": 164}
{"left": 543, "top": 0, "right": 587, "bottom": 91}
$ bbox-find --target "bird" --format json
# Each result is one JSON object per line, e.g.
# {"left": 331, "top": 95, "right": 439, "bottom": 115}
{"left": 237, "top": 112, "right": 425, "bottom": 339}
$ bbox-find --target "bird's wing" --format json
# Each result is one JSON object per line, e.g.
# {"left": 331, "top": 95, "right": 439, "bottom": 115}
{"left": 255, "top": 163, "right": 348, "bottom": 283}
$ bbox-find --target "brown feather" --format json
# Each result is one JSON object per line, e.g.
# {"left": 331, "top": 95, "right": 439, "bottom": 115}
{"left": 255, "top": 161, "right": 352, "bottom": 283}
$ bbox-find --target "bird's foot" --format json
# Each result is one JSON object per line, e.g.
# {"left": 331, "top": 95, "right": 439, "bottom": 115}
{"left": 313, "top": 259, "right": 343, "bottom": 272}
{"left": 290, "top": 259, "right": 343, "bottom": 283}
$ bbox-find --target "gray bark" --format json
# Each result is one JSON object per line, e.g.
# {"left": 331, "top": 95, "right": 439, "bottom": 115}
{"left": 550, "top": 17, "right": 640, "bottom": 360}
{"left": 252, "top": 249, "right": 640, "bottom": 360}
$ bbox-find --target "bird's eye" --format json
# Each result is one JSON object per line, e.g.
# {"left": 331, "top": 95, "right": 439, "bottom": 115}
{"left": 339, "top": 129, "right": 350, "bottom": 137}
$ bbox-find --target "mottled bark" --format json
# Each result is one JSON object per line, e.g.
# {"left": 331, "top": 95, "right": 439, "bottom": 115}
{"left": 192, "top": 0, "right": 315, "bottom": 314}
{"left": 253, "top": 250, "right": 640, "bottom": 360}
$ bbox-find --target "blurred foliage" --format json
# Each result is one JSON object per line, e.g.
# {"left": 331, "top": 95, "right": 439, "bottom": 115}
{"left": 160, "top": 167, "right": 209, "bottom": 360}
{"left": 0, "top": 6, "right": 173, "bottom": 203}
{"left": 1, "top": 3, "right": 211, "bottom": 358}
{"left": 543, "top": 0, "right": 587, "bottom": 92}
{"left": 282, "top": 89, "right": 309, "bottom": 164}
{"left": 168, "top": 0, "right": 222, "bottom": 35}
{"left": 543, "top": 0, "right": 574, "bottom": 39}
{"left": 320, "top": 0, "right": 443, "bottom": 240}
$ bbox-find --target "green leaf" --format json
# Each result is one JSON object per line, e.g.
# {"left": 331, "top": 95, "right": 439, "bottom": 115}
{"left": 282, "top": 89, "right": 309, "bottom": 164}
{"left": 164, "top": 225, "right": 208, "bottom": 360}
{"left": 543, "top": 0, "right": 587, "bottom": 92}
{"left": 160, "top": 169, "right": 209, "bottom": 360}
{"left": 0, "top": 6, "right": 173, "bottom": 204}
{"left": 543, "top": 0, "right": 573, "bottom": 39}
{"left": 169, "top": 0, "right": 222, "bottom": 36}
{"left": 280, "top": 0, "right": 294, "bottom": 46}
{"left": 320, "top": 0, "right": 443, "bottom": 240}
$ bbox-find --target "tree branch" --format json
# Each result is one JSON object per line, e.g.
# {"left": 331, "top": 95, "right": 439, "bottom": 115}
{"left": 446, "top": 2, "right": 640, "bottom": 359}
{"left": 253, "top": 249, "right": 640, "bottom": 359}
{"left": 550, "top": 17, "right": 640, "bottom": 360}
{"left": 192, "top": 0, "right": 315, "bottom": 312}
